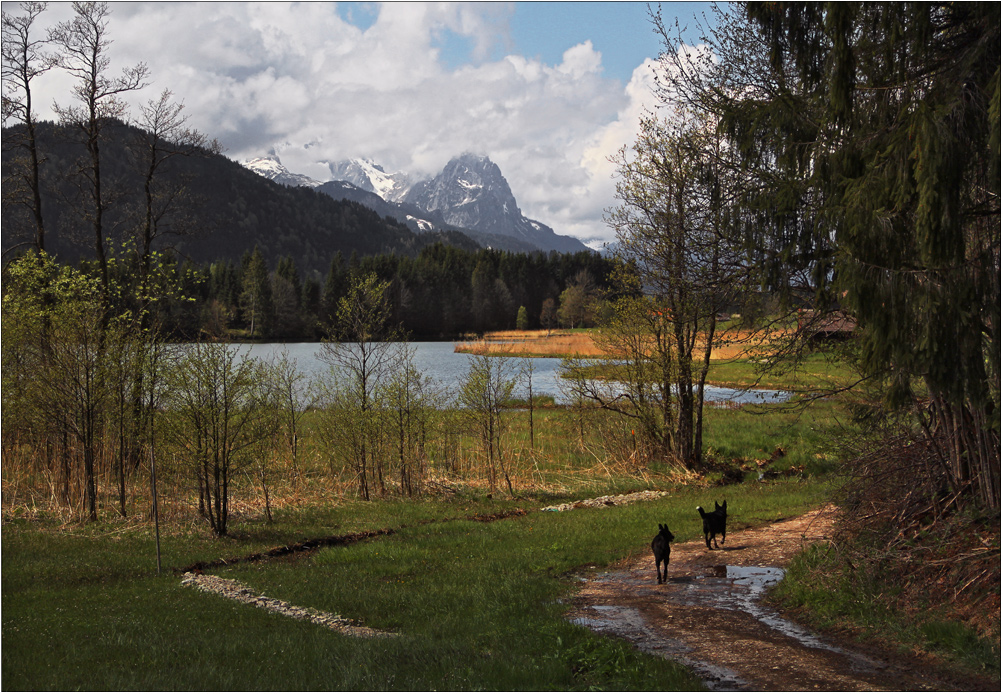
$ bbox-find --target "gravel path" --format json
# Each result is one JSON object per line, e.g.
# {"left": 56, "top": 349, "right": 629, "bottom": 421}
{"left": 181, "top": 572, "right": 395, "bottom": 639}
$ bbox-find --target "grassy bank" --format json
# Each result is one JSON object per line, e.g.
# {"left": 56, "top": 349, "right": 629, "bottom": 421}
{"left": 561, "top": 353, "right": 860, "bottom": 393}
{"left": 771, "top": 538, "right": 1000, "bottom": 679}
{"left": 455, "top": 326, "right": 776, "bottom": 359}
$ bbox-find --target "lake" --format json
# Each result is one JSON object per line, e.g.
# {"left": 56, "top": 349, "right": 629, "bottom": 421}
{"left": 237, "top": 342, "right": 790, "bottom": 405}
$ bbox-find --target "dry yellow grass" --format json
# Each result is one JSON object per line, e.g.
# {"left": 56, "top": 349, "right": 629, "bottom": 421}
{"left": 455, "top": 330, "right": 605, "bottom": 358}
{"left": 455, "top": 328, "right": 770, "bottom": 360}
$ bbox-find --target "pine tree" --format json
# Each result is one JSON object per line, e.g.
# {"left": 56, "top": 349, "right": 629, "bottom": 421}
{"left": 322, "top": 252, "right": 346, "bottom": 324}
{"left": 684, "top": 3, "right": 1001, "bottom": 507}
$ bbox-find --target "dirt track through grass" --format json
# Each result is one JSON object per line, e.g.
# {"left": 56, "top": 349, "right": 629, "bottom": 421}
{"left": 566, "top": 507, "right": 998, "bottom": 691}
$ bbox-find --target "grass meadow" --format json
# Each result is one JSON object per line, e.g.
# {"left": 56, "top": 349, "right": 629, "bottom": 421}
{"left": 3, "top": 388, "right": 843, "bottom": 691}
{"left": 3, "top": 477, "right": 830, "bottom": 691}
{"left": 3, "top": 353, "right": 994, "bottom": 689}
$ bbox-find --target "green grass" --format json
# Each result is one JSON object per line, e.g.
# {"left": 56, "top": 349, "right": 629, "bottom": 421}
{"left": 702, "top": 399, "right": 849, "bottom": 477}
{"left": 3, "top": 478, "right": 830, "bottom": 691}
{"left": 1, "top": 383, "right": 854, "bottom": 690}
{"left": 3, "top": 378, "right": 985, "bottom": 690}
{"left": 706, "top": 352, "right": 860, "bottom": 391}
{"left": 565, "top": 350, "right": 860, "bottom": 392}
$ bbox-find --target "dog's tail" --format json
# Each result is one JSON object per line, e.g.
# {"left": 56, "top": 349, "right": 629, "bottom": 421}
{"left": 696, "top": 505, "right": 706, "bottom": 518}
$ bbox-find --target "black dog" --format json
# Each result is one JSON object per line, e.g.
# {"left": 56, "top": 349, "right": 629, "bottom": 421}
{"left": 651, "top": 524, "right": 675, "bottom": 584}
{"left": 697, "top": 500, "right": 727, "bottom": 549}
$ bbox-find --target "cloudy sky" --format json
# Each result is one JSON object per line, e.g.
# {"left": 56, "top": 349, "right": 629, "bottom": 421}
{"left": 18, "top": 1, "right": 716, "bottom": 248}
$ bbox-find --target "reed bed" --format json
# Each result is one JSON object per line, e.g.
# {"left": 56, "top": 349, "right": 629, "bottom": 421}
{"left": 455, "top": 328, "right": 773, "bottom": 361}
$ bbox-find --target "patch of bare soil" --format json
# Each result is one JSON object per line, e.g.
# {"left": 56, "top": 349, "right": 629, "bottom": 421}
{"left": 566, "top": 507, "right": 996, "bottom": 691}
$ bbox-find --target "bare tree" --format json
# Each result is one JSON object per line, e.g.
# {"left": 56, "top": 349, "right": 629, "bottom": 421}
{"left": 317, "top": 273, "right": 401, "bottom": 500}
{"left": 2, "top": 1, "right": 53, "bottom": 254}
{"left": 459, "top": 354, "right": 518, "bottom": 496}
{"left": 49, "top": 0, "right": 149, "bottom": 294}
{"left": 129, "top": 89, "right": 220, "bottom": 312}
{"left": 267, "top": 347, "right": 311, "bottom": 486}
{"left": 588, "top": 110, "right": 748, "bottom": 469}
{"left": 379, "top": 343, "right": 444, "bottom": 497}
{"left": 539, "top": 297, "right": 558, "bottom": 334}
{"left": 165, "top": 342, "right": 277, "bottom": 536}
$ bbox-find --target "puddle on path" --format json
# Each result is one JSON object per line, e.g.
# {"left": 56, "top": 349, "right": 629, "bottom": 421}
{"left": 673, "top": 565, "right": 837, "bottom": 652}
{"left": 674, "top": 565, "right": 882, "bottom": 661}
{"left": 572, "top": 564, "right": 889, "bottom": 689}
{"left": 571, "top": 602, "right": 750, "bottom": 691}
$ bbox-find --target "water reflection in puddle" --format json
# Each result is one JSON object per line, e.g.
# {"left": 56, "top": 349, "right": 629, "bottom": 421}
{"left": 572, "top": 563, "right": 887, "bottom": 689}
{"left": 570, "top": 616, "right": 609, "bottom": 629}
{"left": 675, "top": 565, "right": 841, "bottom": 654}
{"left": 571, "top": 602, "right": 750, "bottom": 690}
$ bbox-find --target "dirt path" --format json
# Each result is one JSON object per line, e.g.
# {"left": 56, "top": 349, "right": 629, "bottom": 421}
{"left": 566, "top": 507, "right": 987, "bottom": 691}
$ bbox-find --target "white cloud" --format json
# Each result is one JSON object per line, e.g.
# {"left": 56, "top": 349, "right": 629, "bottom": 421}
{"left": 17, "top": 1, "right": 675, "bottom": 247}
{"left": 557, "top": 40, "right": 603, "bottom": 79}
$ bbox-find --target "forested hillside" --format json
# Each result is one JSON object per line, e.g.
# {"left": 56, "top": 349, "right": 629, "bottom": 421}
{"left": 1, "top": 120, "right": 480, "bottom": 276}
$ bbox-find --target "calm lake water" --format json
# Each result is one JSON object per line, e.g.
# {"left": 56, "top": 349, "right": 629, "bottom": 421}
{"left": 237, "top": 342, "right": 790, "bottom": 406}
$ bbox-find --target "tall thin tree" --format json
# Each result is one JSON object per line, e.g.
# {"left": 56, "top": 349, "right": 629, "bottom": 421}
{"left": 2, "top": 1, "right": 53, "bottom": 254}
{"left": 49, "top": 0, "right": 149, "bottom": 296}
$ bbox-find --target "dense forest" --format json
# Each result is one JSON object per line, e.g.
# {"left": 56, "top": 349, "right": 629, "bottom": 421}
{"left": 138, "top": 243, "right": 618, "bottom": 340}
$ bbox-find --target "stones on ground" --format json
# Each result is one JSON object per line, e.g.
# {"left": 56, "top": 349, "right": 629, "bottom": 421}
{"left": 541, "top": 490, "right": 669, "bottom": 512}
{"left": 181, "top": 572, "right": 395, "bottom": 638}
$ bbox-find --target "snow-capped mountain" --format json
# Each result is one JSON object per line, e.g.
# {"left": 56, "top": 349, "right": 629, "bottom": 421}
{"left": 403, "top": 154, "right": 587, "bottom": 253}
{"left": 243, "top": 153, "right": 588, "bottom": 254}
{"left": 242, "top": 156, "right": 321, "bottom": 188}
{"left": 326, "top": 158, "right": 412, "bottom": 202}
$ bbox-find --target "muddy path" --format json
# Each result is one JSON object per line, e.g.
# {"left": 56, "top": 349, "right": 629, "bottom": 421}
{"left": 566, "top": 506, "right": 993, "bottom": 691}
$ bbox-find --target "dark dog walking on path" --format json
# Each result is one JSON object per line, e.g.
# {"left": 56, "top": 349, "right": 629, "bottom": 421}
{"left": 697, "top": 500, "right": 727, "bottom": 549}
{"left": 651, "top": 524, "right": 675, "bottom": 584}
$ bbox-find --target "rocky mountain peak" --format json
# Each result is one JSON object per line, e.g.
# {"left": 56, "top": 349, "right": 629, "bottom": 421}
{"left": 242, "top": 155, "right": 321, "bottom": 188}
{"left": 403, "top": 154, "right": 551, "bottom": 247}
{"left": 326, "top": 158, "right": 412, "bottom": 202}
{"left": 244, "top": 151, "right": 588, "bottom": 254}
